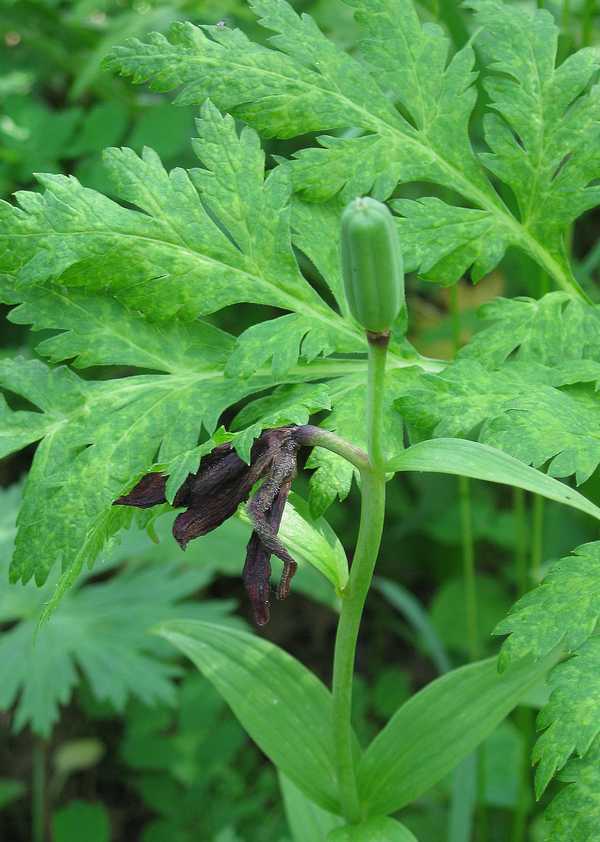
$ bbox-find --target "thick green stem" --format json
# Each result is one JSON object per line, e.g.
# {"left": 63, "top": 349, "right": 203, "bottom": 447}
{"left": 366, "top": 339, "right": 389, "bottom": 472}
{"left": 331, "top": 335, "right": 389, "bottom": 822}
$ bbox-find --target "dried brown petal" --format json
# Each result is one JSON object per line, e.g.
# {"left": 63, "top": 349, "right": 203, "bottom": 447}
{"left": 114, "top": 473, "right": 167, "bottom": 508}
{"left": 242, "top": 532, "right": 272, "bottom": 626}
{"left": 243, "top": 472, "right": 297, "bottom": 623}
{"left": 172, "top": 481, "right": 247, "bottom": 548}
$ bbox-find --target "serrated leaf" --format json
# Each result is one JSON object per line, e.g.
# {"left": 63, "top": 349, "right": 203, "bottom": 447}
{"left": 495, "top": 541, "right": 600, "bottom": 666}
{"left": 468, "top": 1, "right": 600, "bottom": 253}
{"left": 459, "top": 293, "right": 600, "bottom": 368}
{"left": 225, "top": 314, "right": 340, "bottom": 379}
{"left": 0, "top": 282, "right": 234, "bottom": 372}
{"left": 157, "top": 619, "right": 354, "bottom": 814}
{"left": 397, "top": 356, "right": 600, "bottom": 485}
{"left": 3, "top": 354, "right": 277, "bottom": 591}
{"left": 0, "top": 486, "right": 236, "bottom": 736}
{"left": 0, "top": 102, "right": 347, "bottom": 336}
{"left": 392, "top": 198, "right": 506, "bottom": 285}
{"left": 543, "top": 734, "right": 600, "bottom": 841}
{"left": 494, "top": 542, "right": 600, "bottom": 820}
{"left": 105, "top": 0, "right": 598, "bottom": 294}
{"left": 534, "top": 637, "right": 600, "bottom": 797}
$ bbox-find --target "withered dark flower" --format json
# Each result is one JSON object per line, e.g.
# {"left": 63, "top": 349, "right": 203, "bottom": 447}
{"left": 114, "top": 428, "right": 300, "bottom": 625}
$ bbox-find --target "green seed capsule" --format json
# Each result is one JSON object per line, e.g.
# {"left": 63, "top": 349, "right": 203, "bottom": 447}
{"left": 341, "top": 197, "right": 405, "bottom": 334}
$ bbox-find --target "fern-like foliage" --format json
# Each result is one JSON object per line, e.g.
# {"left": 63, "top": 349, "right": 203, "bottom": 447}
{"left": 106, "top": 0, "right": 600, "bottom": 296}
{"left": 397, "top": 293, "right": 600, "bottom": 485}
{"left": 1, "top": 2, "right": 600, "bottom": 834}
{"left": 495, "top": 542, "right": 600, "bottom": 837}
{"left": 0, "top": 485, "right": 240, "bottom": 735}
{"left": 0, "top": 103, "right": 418, "bottom": 599}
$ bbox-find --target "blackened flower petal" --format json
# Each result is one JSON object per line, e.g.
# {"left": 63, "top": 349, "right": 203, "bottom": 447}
{"left": 242, "top": 532, "right": 272, "bottom": 626}
{"left": 114, "top": 473, "right": 167, "bottom": 508}
{"left": 172, "top": 482, "right": 248, "bottom": 548}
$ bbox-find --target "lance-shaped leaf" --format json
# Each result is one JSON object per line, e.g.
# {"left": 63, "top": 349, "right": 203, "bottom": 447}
{"left": 157, "top": 619, "right": 353, "bottom": 814}
{"left": 279, "top": 773, "right": 344, "bottom": 842}
{"left": 327, "top": 817, "right": 418, "bottom": 841}
{"left": 387, "top": 439, "right": 600, "bottom": 523}
{"left": 358, "top": 655, "right": 553, "bottom": 816}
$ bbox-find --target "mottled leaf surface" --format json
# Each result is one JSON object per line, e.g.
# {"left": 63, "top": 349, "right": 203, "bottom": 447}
{"left": 0, "top": 485, "right": 236, "bottom": 735}
{"left": 106, "top": 0, "right": 600, "bottom": 292}
{"left": 495, "top": 542, "right": 600, "bottom": 823}
{"left": 398, "top": 293, "right": 600, "bottom": 484}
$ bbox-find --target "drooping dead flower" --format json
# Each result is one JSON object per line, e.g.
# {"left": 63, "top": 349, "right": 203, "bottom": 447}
{"left": 114, "top": 428, "right": 300, "bottom": 625}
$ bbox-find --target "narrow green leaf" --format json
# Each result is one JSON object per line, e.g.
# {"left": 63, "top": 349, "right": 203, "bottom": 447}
{"left": 387, "top": 439, "right": 600, "bottom": 523}
{"left": 358, "top": 655, "right": 552, "bottom": 816}
{"left": 326, "top": 817, "right": 418, "bottom": 841}
{"left": 279, "top": 773, "right": 343, "bottom": 841}
{"left": 157, "top": 619, "right": 348, "bottom": 814}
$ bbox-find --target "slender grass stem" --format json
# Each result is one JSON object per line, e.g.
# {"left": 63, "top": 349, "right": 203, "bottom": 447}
{"left": 514, "top": 488, "right": 529, "bottom": 597}
{"left": 331, "top": 336, "right": 389, "bottom": 822}
{"left": 562, "top": 0, "right": 571, "bottom": 34}
{"left": 449, "top": 283, "right": 483, "bottom": 839}
{"left": 460, "top": 476, "right": 479, "bottom": 663}
{"left": 582, "top": 0, "right": 594, "bottom": 47}
{"left": 32, "top": 740, "right": 46, "bottom": 842}
{"left": 531, "top": 495, "right": 545, "bottom": 583}
{"left": 510, "top": 489, "right": 536, "bottom": 841}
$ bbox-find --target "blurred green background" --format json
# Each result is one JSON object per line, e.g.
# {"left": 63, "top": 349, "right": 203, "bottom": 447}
{"left": 1, "top": 1, "right": 599, "bottom": 840}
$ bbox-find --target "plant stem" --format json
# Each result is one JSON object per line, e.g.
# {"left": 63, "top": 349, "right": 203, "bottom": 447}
{"left": 366, "top": 339, "right": 389, "bottom": 472}
{"left": 331, "top": 336, "right": 389, "bottom": 822}
{"left": 531, "top": 495, "right": 544, "bottom": 583}
{"left": 449, "top": 286, "right": 478, "bottom": 662}
{"left": 514, "top": 488, "right": 529, "bottom": 597}
{"left": 460, "top": 475, "right": 479, "bottom": 663}
{"left": 511, "top": 489, "right": 535, "bottom": 841}
{"left": 582, "top": 0, "right": 594, "bottom": 47}
{"left": 295, "top": 425, "right": 369, "bottom": 473}
{"left": 32, "top": 739, "right": 46, "bottom": 842}
{"left": 562, "top": 0, "right": 571, "bottom": 34}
